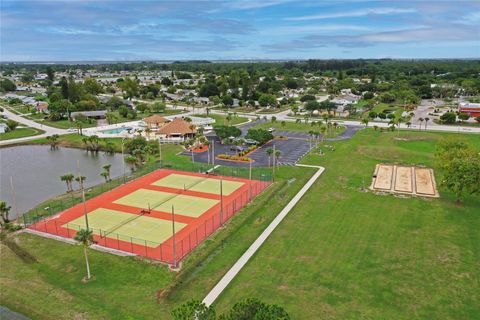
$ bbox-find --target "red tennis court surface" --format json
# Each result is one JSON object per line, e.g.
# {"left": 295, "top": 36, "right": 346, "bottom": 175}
{"left": 29, "top": 169, "right": 270, "bottom": 265}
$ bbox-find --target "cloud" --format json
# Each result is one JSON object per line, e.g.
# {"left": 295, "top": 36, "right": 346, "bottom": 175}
{"left": 459, "top": 11, "right": 480, "bottom": 25}
{"left": 265, "top": 25, "right": 479, "bottom": 50}
{"left": 225, "top": 0, "right": 292, "bottom": 10}
{"left": 267, "top": 24, "right": 371, "bottom": 34}
{"left": 286, "top": 7, "right": 416, "bottom": 21}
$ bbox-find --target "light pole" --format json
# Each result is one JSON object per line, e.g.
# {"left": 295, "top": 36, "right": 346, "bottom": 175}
{"left": 77, "top": 160, "right": 89, "bottom": 231}
{"left": 171, "top": 205, "right": 177, "bottom": 268}
{"left": 121, "top": 137, "right": 126, "bottom": 183}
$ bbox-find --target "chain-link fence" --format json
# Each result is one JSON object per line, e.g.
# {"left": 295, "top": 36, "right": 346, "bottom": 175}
{"left": 24, "top": 160, "right": 272, "bottom": 265}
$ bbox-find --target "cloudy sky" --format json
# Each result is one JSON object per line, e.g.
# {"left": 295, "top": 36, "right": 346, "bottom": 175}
{"left": 1, "top": 0, "right": 479, "bottom": 61}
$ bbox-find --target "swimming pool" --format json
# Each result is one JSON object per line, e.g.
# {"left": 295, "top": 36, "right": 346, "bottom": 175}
{"left": 100, "top": 127, "right": 132, "bottom": 134}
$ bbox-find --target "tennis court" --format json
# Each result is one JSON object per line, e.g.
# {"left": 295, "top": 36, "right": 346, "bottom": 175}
{"left": 151, "top": 173, "right": 245, "bottom": 195}
{"left": 28, "top": 168, "right": 271, "bottom": 265}
{"left": 114, "top": 189, "right": 219, "bottom": 217}
{"left": 66, "top": 208, "right": 187, "bottom": 245}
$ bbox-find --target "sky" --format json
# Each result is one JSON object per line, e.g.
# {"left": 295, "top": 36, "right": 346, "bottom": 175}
{"left": 1, "top": 0, "right": 479, "bottom": 62}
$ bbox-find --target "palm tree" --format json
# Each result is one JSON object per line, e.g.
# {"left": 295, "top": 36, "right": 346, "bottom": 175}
{"left": 125, "top": 155, "right": 137, "bottom": 173}
{"left": 418, "top": 117, "right": 424, "bottom": 130}
{"left": 75, "top": 175, "right": 86, "bottom": 190}
{"left": 406, "top": 121, "right": 412, "bottom": 128}
{"left": 281, "top": 121, "right": 286, "bottom": 129}
{"left": 76, "top": 121, "right": 84, "bottom": 136}
{"left": 74, "top": 229, "right": 94, "bottom": 280}
{"left": 320, "top": 126, "right": 326, "bottom": 143}
{"left": 266, "top": 147, "right": 274, "bottom": 167}
{"left": 295, "top": 118, "right": 301, "bottom": 124}
{"left": 46, "top": 134, "right": 59, "bottom": 149}
{"left": 424, "top": 117, "right": 430, "bottom": 130}
{"left": 225, "top": 113, "right": 232, "bottom": 125}
{"left": 60, "top": 173, "right": 74, "bottom": 192}
{"left": 102, "top": 164, "right": 111, "bottom": 181}
{"left": 362, "top": 118, "right": 369, "bottom": 128}
{"left": 274, "top": 150, "right": 282, "bottom": 168}
{"left": 0, "top": 201, "right": 12, "bottom": 226}
{"left": 100, "top": 171, "right": 109, "bottom": 182}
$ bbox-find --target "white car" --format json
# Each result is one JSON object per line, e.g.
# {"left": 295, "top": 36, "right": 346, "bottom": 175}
{"left": 67, "top": 128, "right": 77, "bottom": 132}
{"left": 268, "top": 127, "right": 275, "bottom": 133}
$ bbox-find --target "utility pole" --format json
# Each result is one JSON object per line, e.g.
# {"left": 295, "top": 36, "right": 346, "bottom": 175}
{"left": 220, "top": 179, "right": 224, "bottom": 226}
{"left": 212, "top": 140, "right": 215, "bottom": 173}
{"left": 121, "top": 137, "right": 126, "bottom": 183}
{"left": 77, "top": 160, "right": 89, "bottom": 231}
{"left": 9, "top": 177, "right": 19, "bottom": 220}
{"left": 171, "top": 205, "right": 177, "bottom": 268}
{"left": 272, "top": 144, "right": 276, "bottom": 180}
{"left": 158, "top": 138, "right": 162, "bottom": 168}
{"left": 249, "top": 160, "right": 252, "bottom": 201}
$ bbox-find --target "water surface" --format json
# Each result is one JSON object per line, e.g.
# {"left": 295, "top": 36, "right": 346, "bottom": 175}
{"left": 0, "top": 145, "right": 124, "bottom": 218}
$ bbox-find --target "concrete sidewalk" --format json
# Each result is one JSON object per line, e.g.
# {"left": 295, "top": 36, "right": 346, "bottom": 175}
{"left": 203, "top": 164, "right": 325, "bottom": 306}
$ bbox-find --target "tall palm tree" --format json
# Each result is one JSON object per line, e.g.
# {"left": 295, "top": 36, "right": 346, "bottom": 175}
{"left": 266, "top": 147, "right": 274, "bottom": 167}
{"left": 418, "top": 117, "right": 424, "bottom": 130}
{"left": 320, "top": 126, "right": 326, "bottom": 143}
{"left": 225, "top": 114, "right": 232, "bottom": 125}
{"left": 125, "top": 155, "right": 137, "bottom": 172}
{"left": 0, "top": 201, "right": 12, "bottom": 226}
{"left": 102, "top": 164, "right": 111, "bottom": 181}
{"left": 46, "top": 134, "right": 59, "bottom": 149}
{"left": 362, "top": 118, "right": 369, "bottom": 128}
{"left": 100, "top": 171, "right": 109, "bottom": 182}
{"left": 75, "top": 175, "right": 86, "bottom": 190}
{"left": 60, "top": 174, "right": 73, "bottom": 192}
{"left": 74, "top": 229, "right": 93, "bottom": 280}
{"left": 274, "top": 150, "right": 282, "bottom": 168}
{"left": 406, "top": 121, "right": 412, "bottom": 128}
{"left": 424, "top": 117, "right": 430, "bottom": 130}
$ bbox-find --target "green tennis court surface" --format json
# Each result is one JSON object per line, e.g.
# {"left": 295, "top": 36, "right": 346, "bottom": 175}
{"left": 65, "top": 208, "right": 186, "bottom": 245}
{"left": 114, "top": 188, "right": 219, "bottom": 217}
{"left": 152, "top": 173, "right": 244, "bottom": 195}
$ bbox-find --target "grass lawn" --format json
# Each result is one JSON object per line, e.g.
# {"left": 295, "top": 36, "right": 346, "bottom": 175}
{"left": 199, "top": 113, "right": 248, "bottom": 126}
{"left": 0, "top": 127, "right": 44, "bottom": 140}
{"left": 213, "top": 129, "right": 480, "bottom": 319}
{"left": 253, "top": 120, "right": 346, "bottom": 137}
{"left": 371, "top": 103, "right": 406, "bottom": 119}
{"left": 1, "top": 161, "right": 313, "bottom": 319}
{"left": 4, "top": 128, "right": 479, "bottom": 319}
{"left": 41, "top": 119, "right": 98, "bottom": 129}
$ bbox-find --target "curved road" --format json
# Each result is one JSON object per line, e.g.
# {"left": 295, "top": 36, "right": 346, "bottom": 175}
{"left": 0, "top": 108, "right": 69, "bottom": 146}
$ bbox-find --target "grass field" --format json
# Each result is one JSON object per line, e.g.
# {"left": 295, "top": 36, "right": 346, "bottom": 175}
{"left": 2, "top": 129, "right": 479, "bottom": 319}
{"left": 1, "top": 165, "right": 312, "bottom": 319}
{"left": 213, "top": 129, "right": 480, "bottom": 319}
{"left": 199, "top": 113, "right": 248, "bottom": 126}
{"left": 0, "top": 127, "right": 44, "bottom": 140}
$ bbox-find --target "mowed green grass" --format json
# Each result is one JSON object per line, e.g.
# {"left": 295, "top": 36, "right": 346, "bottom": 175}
{"left": 0, "top": 127, "right": 43, "bottom": 140}
{"left": 0, "top": 166, "right": 313, "bottom": 319}
{"left": 253, "top": 120, "right": 346, "bottom": 137}
{"left": 213, "top": 129, "right": 480, "bottom": 319}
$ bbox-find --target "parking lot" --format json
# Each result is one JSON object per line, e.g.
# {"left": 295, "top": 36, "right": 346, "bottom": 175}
{"left": 182, "top": 131, "right": 316, "bottom": 167}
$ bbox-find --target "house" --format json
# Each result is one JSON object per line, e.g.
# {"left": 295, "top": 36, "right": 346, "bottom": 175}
{"left": 157, "top": 118, "right": 196, "bottom": 142}
{"left": 459, "top": 102, "right": 480, "bottom": 117}
{"left": 143, "top": 114, "right": 168, "bottom": 130}
{"left": 35, "top": 102, "right": 49, "bottom": 112}
{"left": 70, "top": 110, "right": 107, "bottom": 120}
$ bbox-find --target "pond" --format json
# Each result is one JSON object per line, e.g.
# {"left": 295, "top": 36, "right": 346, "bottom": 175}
{"left": 0, "top": 145, "right": 124, "bottom": 219}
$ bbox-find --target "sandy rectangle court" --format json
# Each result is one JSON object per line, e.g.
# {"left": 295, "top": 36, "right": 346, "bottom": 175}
{"left": 373, "top": 165, "right": 393, "bottom": 190}
{"left": 415, "top": 168, "right": 436, "bottom": 195}
{"left": 370, "top": 164, "right": 438, "bottom": 197}
{"left": 395, "top": 167, "right": 413, "bottom": 193}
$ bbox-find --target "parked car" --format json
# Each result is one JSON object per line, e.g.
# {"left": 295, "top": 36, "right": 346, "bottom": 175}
{"left": 67, "top": 128, "right": 77, "bottom": 132}
{"left": 268, "top": 127, "right": 275, "bottom": 133}
{"left": 230, "top": 145, "right": 245, "bottom": 152}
